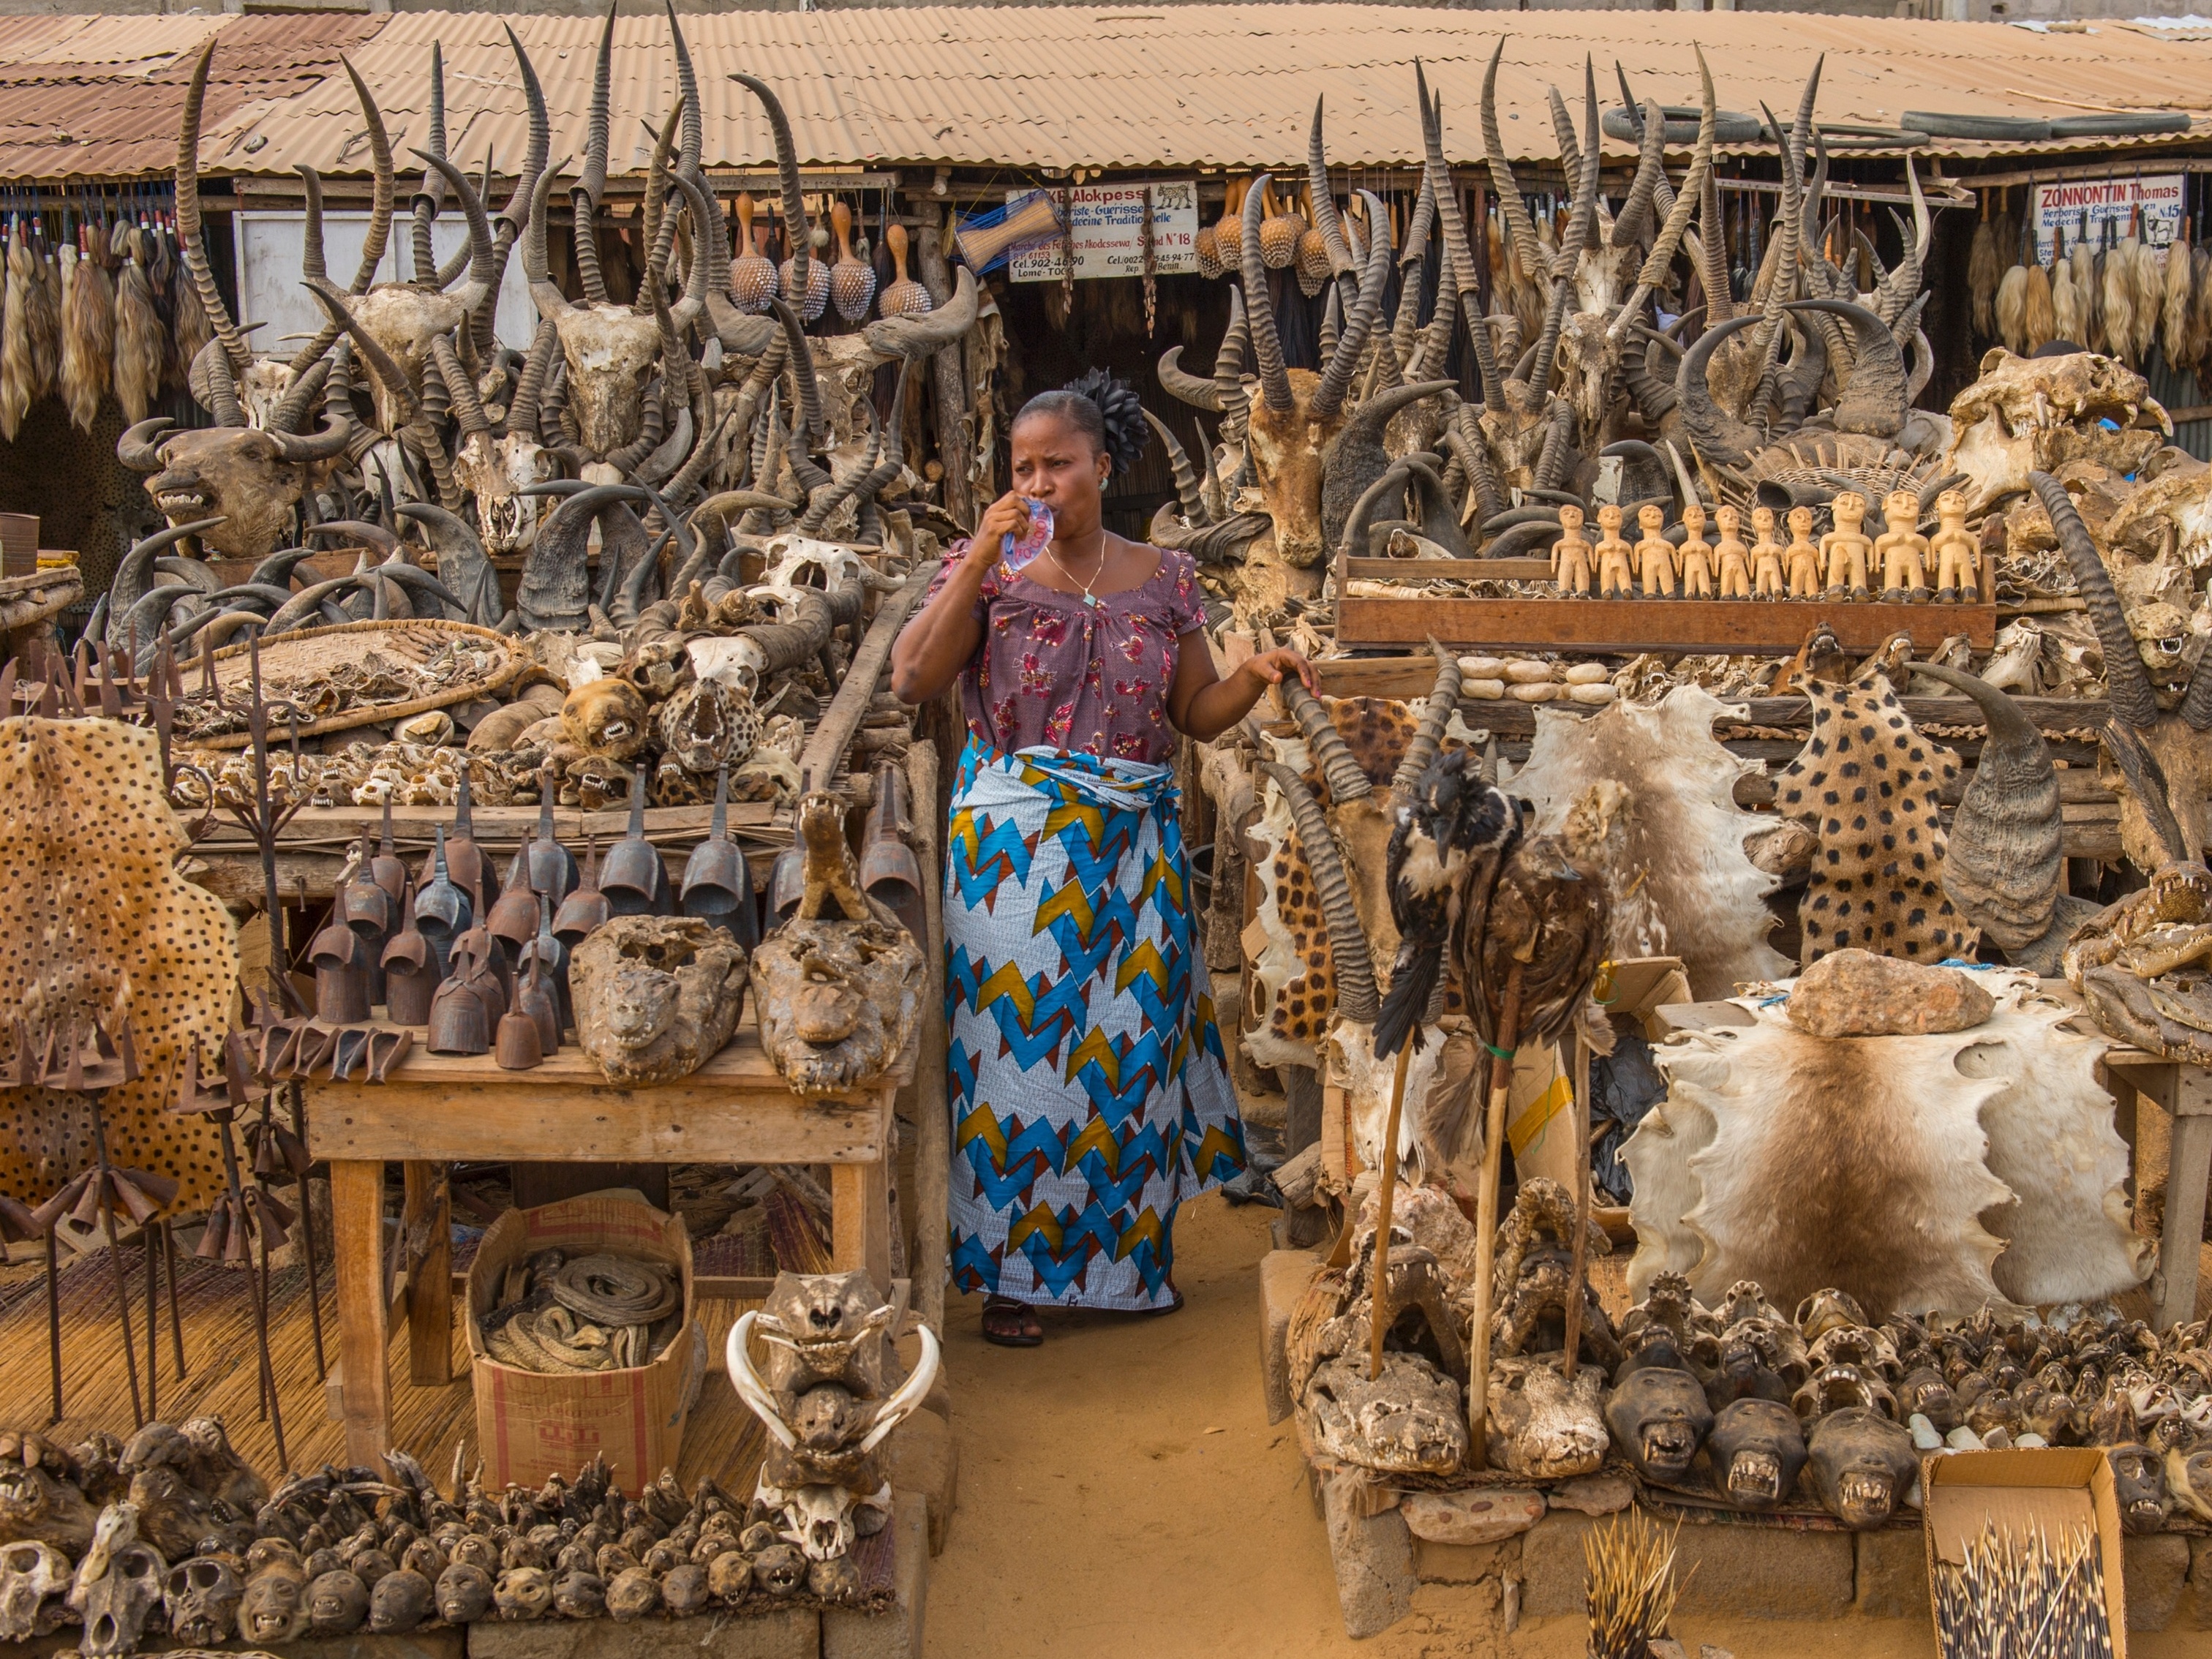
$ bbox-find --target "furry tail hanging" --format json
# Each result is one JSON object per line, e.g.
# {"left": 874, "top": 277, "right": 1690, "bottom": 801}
{"left": 60, "top": 226, "right": 114, "bottom": 433}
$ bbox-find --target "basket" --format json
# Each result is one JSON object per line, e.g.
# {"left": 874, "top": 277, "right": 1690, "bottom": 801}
{"left": 189, "top": 619, "right": 523, "bottom": 749}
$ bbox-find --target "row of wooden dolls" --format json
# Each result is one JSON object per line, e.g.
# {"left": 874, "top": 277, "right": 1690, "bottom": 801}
{"left": 1549, "top": 488, "right": 1982, "bottom": 603}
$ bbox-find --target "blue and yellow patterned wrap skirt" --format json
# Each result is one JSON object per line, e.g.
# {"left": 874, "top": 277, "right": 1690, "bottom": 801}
{"left": 944, "top": 739, "right": 1246, "bottom": 1311}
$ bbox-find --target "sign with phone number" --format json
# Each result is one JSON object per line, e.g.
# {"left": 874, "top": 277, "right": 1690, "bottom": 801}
{"left": 1009, "top": 181, "right": 1199, "bottom": 282}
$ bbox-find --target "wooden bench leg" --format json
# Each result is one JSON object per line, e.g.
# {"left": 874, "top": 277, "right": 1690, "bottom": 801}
{"left": 404, "top": 1162, "right": 452, "bottom": 1386}
{"left": 331, "top": 1159, "right": 392, "bottom": 1467}
{"left": 2156, "top": 1088, "right": 2212, "bottom": 1331}
{"left": 833, "top": 1156, "right": 893, "bottom": 1295}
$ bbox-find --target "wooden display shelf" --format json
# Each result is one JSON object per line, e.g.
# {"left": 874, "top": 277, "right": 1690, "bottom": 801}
{"left": 1335, "top": 592, "right": 1996, "bottom": 654}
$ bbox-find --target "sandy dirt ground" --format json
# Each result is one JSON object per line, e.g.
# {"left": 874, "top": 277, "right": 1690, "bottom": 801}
{"left": 921, "top": 1192, "right": 2209, "bottom": 1659}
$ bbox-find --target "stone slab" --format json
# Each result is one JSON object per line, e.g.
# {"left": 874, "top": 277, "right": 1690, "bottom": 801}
{"left": 1670, "top": 1518, "right": 1853, "bottom": 1620}
{"left": 1259, "top": 1248, "right": 1320, "bottom": 1426}
{"left": 1322, "top": 1471, "right": 1417, "bottom": 1637}
{"left": 2193, "top": 1536, "right": 2212, "bottom": 1630}
{"left": 2123, "top": 1532, "right": 2191, "bottom": 1633}
{"left": 885, "top": 1407, "right": 958, "bottom": 1557}
{"left": 822, "top": 1491, "right": 926, "bottom": 1659}
{"left": 1855, "top": 1526, "right": 1931, "bottom": 1620}
{"left": 1412, "top": 1536, "right": 1519, "bottom": 1587}
{"left": 1548, "top": 1471, "right": 1634, "bottom": 1516}
{"left": 1403, "top": 1488, "right": 1546, "bottom": 1546}
{"left": 467, "top": 1609, "right": 818, "bottom": 1659}
{"left": 1519, "top": 1509, "right": 1595, "bottom": 1619}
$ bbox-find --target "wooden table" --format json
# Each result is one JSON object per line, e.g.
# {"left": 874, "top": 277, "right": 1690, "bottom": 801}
{"left": 305, "top": 1031, "right": 905, "bottom": 1467}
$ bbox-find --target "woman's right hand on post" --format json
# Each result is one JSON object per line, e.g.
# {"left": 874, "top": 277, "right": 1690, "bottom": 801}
{"left": 970, "top": 492, "right": 1031, "bottom": 566}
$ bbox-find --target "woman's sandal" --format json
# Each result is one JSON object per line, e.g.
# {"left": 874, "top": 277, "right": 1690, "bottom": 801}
{"left": 981, "top": 1296, "right": 1042, "bottom": 1347}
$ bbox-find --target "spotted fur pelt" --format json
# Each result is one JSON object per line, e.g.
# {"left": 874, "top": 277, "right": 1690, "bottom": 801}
{"left": 1624, "top": 972, "right": 2148, "bottom": 1317}
{"left": 1511, "top": 686, "right": 1788, "bottom": 998}
{"left": 1772, "top": 666, "right": 1969, "bottom": 968}
{"left": 1246, "top": 761, "right": 1338, "bottom": 1069}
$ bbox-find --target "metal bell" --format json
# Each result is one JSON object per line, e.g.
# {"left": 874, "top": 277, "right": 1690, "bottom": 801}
{"left": 307, "top": 917, "right": 372, "bottom": 1026}
{"left": 766, "top": 843, "right": 805, "bottom": 929}
{"left": 381, "top": 916, "right": 437, "bottom": 1027}
{"left": 514, "top": 947, "right": 561, "bottom": 1055}
{"left": 449, "top": 928, "right": 511, "bottom": 1027}
{"left": 370, "top": 796, "right": 410, "bottom": 908}
{"left": 422, "top": 770, "right": 500, "bottom": 915}
{"left": 861, "top": 759, "right": 925, "bottom": 945}
{"left": 413, "top": 825, "right": 473, "bottom": 978}
{"left": 519, "top": 767, "right": 578, "bottom": 907}
{"left": 553, "top": 835, "right": 610, "bottom": 947}
{"left": 601, "top": 764, "right": 669, "bottom": 916}
{"left": 494, "top": 1007, "right": 543, "bottom": 1070}
{"left": 342, "top": 830, "right": 395, "bottom": 939}
{"left": 680, "top": 768, "right": 756, "bottom": 947}
{"left": 520, "top": 892, "right": 571, "bottom": 1034}
{"left": 486, "top": 865, "right": 543, "bottom": 964}
{"left": 426, "top": 977, "right": 489, "bottom": 1056}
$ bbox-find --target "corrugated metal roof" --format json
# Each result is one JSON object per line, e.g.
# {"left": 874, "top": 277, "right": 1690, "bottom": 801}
{"left": 0, "top": 13, "right": 385, "bottom": 181}
{"left": 5, "top": 8, "right": 2210, "bottom": 181}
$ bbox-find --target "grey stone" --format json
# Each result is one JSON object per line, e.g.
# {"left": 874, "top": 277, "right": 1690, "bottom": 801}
{"left": 2192, "top": 1536, "right": 2212, "bottom": 1630}
{"left": 1322, "top": 1476, "right": 1416, "bottom": 1638}
{"left": 287, "top": 1637, "right": 465, "bottom": 1659}
{"left": 1518, "top": 1509, "right": 1596, "bottom": 1618}
{"left": 1402, "top": 1488, "right": 1546, "bottom": 1546}
{"left": 1412, "top": 1536, "right": 1517, "bottom": 1586}
{"left": 1258, "top": 1248, "right": 1320, "bottom": 1426}
{"left": 1548, "top": 1471, "right": 1634, "bottom": 1516}
{"left": 468, "top": 1609, "right": 818, "bottom": 1659}
{"left": 884, "top": 1407, "right": 957, "bottom": 1557}
{"left": 822, "top": 1491, "right": 925, "bottom": 1659}
{"left": 2123, "top": 1532, "right": 2191, "bottom": 1633}
{"left": 1670, "top": 1518, "right": 1851, "bottom": 1620}
{"left": 1854, "top": 1527, "right": 1931, "bottom": 1620}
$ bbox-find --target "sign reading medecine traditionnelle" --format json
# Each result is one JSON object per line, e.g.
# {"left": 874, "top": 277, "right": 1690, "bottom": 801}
{"left": 1009, "top": 181, "right": 1200, "bottom": 282}
{"left": 2032, "top": 174, "right": 2185, "bottom": 264}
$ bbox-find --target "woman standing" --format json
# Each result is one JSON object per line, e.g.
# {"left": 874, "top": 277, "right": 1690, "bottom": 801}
{"left": 891, "top": 372, "right": 1314, "bottom": 1347}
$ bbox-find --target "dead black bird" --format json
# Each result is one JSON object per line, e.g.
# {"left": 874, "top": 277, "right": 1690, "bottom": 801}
{"left": 1374, "top": 745, "right": 1521, "bottom": 1058}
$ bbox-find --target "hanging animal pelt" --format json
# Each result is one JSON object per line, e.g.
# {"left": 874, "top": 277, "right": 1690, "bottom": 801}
{"left": 2101, "top": 235, "right": 2135, "bottom": 366}
{"left": 2129, "top": 233, "right": 2161, "bottom": 366}
{"left": 1622, "top": 973, "right": 2148, "bottom": 1314}
{"left": 1994, "top": 261, "right": 2027, "bottom": 356}
{"left": 166, "top": 223, "right": 211, "bottom": 391}
{"left": 1968, "top": 198, "right": 2001, "bottom": 339}
{"left": 2050, "top": 232, "right": 2083, "bottom": 349}
{"left": 60, "top": 228, "right": 113, "bottom": 433}
{"left": 1505, "top": 685, "right": 1788, "bottom": 998}
{"left": 111, "top": 230, "right": 164, "bottom": 424}
{"left": 2166, "top": 227, "right": 2197, "bottom": 371}
{"left": 26, "top": 241, "right": 60, "bottom": 403}
{"left": 1772, "top": 663, "right": 1968, "bottom": 968}
{"left": 2070, "top": 235, "right": 2099, "bottom": 351}
{"left": 0, "top": 222, "right": 34, "bottom": 440}
{"left": 2022, "top": 258, "right": 2055, "bottom": 355}
{"left": 2192, "top": 244, "right": 2212, "bottom": 383}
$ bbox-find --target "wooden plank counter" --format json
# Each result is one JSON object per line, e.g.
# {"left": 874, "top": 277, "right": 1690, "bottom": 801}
{"left": 305, "top": 1028, "right": 908, "bottom": 1466}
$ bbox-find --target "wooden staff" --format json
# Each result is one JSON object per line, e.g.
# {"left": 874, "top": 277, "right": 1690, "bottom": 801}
{"left": 1560, "top": 1024, "right": 1595, "bottom": 1385}
{"left": 1467, "top": 961, "right": 1527, "bottom": 1471}
{"left": 1367, "top": 1038, "right": 1415, "bottom": 1382}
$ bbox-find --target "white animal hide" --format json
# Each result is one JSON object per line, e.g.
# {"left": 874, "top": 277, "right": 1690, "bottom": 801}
{"left": 1954, "top": 983, "right": 2153, "bottom": 1305}
{"left": 1327, "top": 1017, "right": 1477, "bottom": 1185}
{"left": 1511, "top": 687, "right": 1788, "bottom": 998}
{"left": 1621, "top": 1044, "right": 1726, "bottom": 1297}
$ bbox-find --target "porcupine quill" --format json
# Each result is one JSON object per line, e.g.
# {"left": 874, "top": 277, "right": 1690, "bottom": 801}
{"left": 61, "top": 226, "right": 114, "bottom": 433}
{"left": 112, "top": 226, "right": 164, "bottom": 424}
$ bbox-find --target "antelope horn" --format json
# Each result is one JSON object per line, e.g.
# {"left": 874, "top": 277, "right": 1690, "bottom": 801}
{"left": 201, "top": 339, "right": 245, "bottom": 428}
{"left": 341, "top": 58, "right": 395, "bottom": 297}
{"left": 1481, "top": 39, "right": 1543, "bottom": 289}
{"left": 1391, "top": 640, "right": 1462, "bottom": 801}
{"left": 770, "top": 297, "right": 827, "bottom": 446}
{"left": 524, "top": 154, "right": 576, "bottom": 320}
{"left": 1408, "top": 244, "right": 1459, "bottom": 383}
{"left": 634, "top": 101, "right": 683, "bottom": 318}
{"left": 430, "top": 336, "right": 490, "bottom": 440}
{"left": 1144, "top": 410, "right": 1209, "bottom": 524}
{"left": 1261, "top": 762, "right": 1379, "bottom": 1025}
{"left": 2183, "top": 639, "right": 2212, "bottom": 734}
{"left": 1280, "top": 668, "right": 1371, "bottom": 804}
{"left": 1311, "top": 189, "right": 1393, "bottom": 421}
{"left": 2033, "top": 470, "right": 2156, "bottom": 729}
{"left": 666, "top": 1, "right": 704, "bottom": 181}
{"left": 580, "top": 0, "right": 615, "bottom": 209}
{"left": 268, "top": 353, "right": 330, "bottom": 437}
{"left": 1676, "top": 311, "right": 1764, "bottom": 470}
{"left": 1698, "top": 140, "right": 1732, "bottom": 324}
{"left": 409, "top": 42, "right": 448, "bottom": 290}
{"left": 1239, "top": 173, "right": 1295, "bottom": 413}
{"left": 729, "top": 72, "right": 810, "bottom": 306}
{"left": 176, "top": 40, "right": 251, "bottom": 371}
{"left": 1307, "top": 97, "right": 1358, "bottom": 278}
{"left": 492, "top": 26, "right": 550, "bottom": 268}
{"left": 268, "top": 385, "right": 353, "bottom": 463}
{"left": 505, "top": 317, "right": 558, "bottom": 437}
{"left": 1157, "top": 346, "right": 1223, "bottom": 412}
{"left": 305, "top": 278, "right": 418, "bottom": 425}
{"left": 298, "top": 165, "right": 326, "bottom": 284}
{"left": 1609, "top": 50, "right": 1716, "bottom": 339}
{"left": 117, "top": 418, "right": 173, "bottom": 472}
{"left": 1548, "top": 82, "right": 1582, "bottom": 186}
{"left": 1415, "top": 62, "right": 1502, "bottom": 413}
{"left": 861, "top": 265, "right": 979, "bottom": 360}
{"left": 413, "top": 148, "right": 495, "bottom": 315}
{"left": 1786, "top": 298, "right": 1906, "bottom": 439}
{"left": 2103, "top": 719, "right": 2195, "bottom": 866}
{"left": 1612, "top": 97, "right": 1669, "bottom": 249}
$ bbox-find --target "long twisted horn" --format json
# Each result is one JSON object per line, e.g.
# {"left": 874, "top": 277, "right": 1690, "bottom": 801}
{"left": 176, "top": 40, "right": 250, "bottom": 372}
{"left": 1239, "top": 173, "right": 1295, "bottom": 413}
{"left": 1416, "top": 63, "right": 1503, "bottom": 414}
{"left": 1281, "top": 669, "right": 1371, "bottom": 804}
{"left": 1306, "top": 97, "right": 1358, "bottom": 279}
{"left": 2033, "top": 470, "right": 2156, "bottom": 730}
{"left": 1311, "top": 189, "right": 1393, "bottom": 421}
{"left": 1609, "top": 50, "right": 1716, "bottom": 339}
{"left": 1786, "top": 298, "right": 1905, "bottom": 440}
{"left": 1261, "top": 763, "right": 1378, "bottom": 1025}
{"left": 1391, "top": 639, "right": 1462, "bottom": 801}
{"left": 1481, "top": 39, "right": 1543, "bottom": 293}
{"left": 729, "top": 72, "right": 811, "bottom": 310}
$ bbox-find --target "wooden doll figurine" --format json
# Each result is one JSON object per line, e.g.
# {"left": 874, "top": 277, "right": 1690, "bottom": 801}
{"left": 1786, "top": 505, "right": 1824, "bottom": 599}
{"left": 1678, "top": 502, "right": 1715, "bottom": 599}
{"left": 1551, "top": 502, "right": 1595, "bottom": 596}
{"left": 1875, "top": 488, "right": 1932, "bottom": 603}
{"left": 1820, "top": 491, "right": 1873, "bottom": 600}
{"left": 1929, "top": 488, "right": 1980, "bottom": 603}
{"left": 1595, "top": 503, "right": 1636, "bottom": 600}
{"left": 1749, "top": 506, "right": 1786, "bottom": 599}
{"left": 1715, "top": 505, "right": 1753, "bottom": 598}
{"left": 1635, "top": 503, "right": 1677, "bottom": 598}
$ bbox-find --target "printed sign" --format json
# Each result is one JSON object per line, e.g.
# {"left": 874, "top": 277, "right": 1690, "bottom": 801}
{"left": 2031, "top": 175, "right": 2185, "bottom": 263}
{"left": 1009, "top": 181, "right": 1199, "bottom": 282}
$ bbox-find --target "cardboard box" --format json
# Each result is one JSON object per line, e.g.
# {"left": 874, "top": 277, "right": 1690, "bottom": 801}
{"left": 0, "top": 513, "right": 37, "bottom": 577}
{"left": 465, "top": 1194, "right": 707, "bottom": 1491}
{"left": 1923, "top": 1448, "right": 2127, "bottom": 1658}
